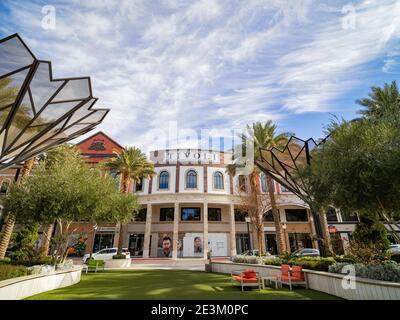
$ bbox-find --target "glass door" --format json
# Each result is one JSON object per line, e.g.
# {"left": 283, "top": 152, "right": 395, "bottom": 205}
{"left": 129, "top": 234, "right": 144, "bottom": 257}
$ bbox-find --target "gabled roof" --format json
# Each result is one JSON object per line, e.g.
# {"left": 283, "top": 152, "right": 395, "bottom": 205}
{"left": 75, "top": 131, "right": 124, "bottom": 154}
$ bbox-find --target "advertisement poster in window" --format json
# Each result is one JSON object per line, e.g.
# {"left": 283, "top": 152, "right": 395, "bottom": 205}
{"left": 157, "top": 233, "right": 173, "bottom": 257}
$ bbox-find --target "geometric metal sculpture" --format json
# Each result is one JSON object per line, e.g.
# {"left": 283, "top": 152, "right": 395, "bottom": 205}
{"left": 256, "top": 136, "right": 329, "bottom": 255}
{"left": 0, "top": 34, "right": 109, "bottom": 170}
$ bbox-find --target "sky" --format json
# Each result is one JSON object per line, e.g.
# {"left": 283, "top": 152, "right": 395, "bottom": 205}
{"left": 1, "top": 0, "right": 399, "bottom": 153}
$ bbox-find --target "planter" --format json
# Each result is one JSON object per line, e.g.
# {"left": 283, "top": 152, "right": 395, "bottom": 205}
{"left": 105, "top": 258, "right": 131, "bottom": 268}
{"left": 0, "top": 266, "right": 82, "bottom": 300}
{"left": 211, "top": 261, "right": 400, "bottom": 300}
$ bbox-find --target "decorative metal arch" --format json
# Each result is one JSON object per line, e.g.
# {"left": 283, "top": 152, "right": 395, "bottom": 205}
{"left": 0, "top": 33, "right": 109, "bottom": 169}
{"left": 255, "top": 135, "right": 329, "bottom": 255}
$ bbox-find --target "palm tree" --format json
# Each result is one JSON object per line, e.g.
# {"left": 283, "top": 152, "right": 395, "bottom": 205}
{"left": 357, "top": 80, "right": 400, "bottom": 118}
{"left": 0, "top": 158, "right": 35, "bottom": 258}
{"left": 227, "top": 121, "right": 291, "bottom": 255}
{"left": 101, "top": 147, "right": 155, "bottom": 255}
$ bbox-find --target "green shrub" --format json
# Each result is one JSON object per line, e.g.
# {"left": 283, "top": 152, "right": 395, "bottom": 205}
{"left": 333, "top": 256, "right": 356, "bottom": 264}
{"left": 292, "top": 257, "right": 335, "bottom": 271}
{"left": 112, "top": 254, "right": 128, "bottom": 260}
{"left": 262, "top": 257, "right": 283, "bottom": 266}
{"left": 232, "top": 256, "right": 258, "bottom": 264}
{"left": 329, "top": 262, "right": 400, "bottom": 282}
{"left": 0, "top": 257, "right": 11, "bottom": 265}
{"left": 0, "top": 264, "right": 27, "bottom": 281}
{"left": 11, "top": 256, "right": 52, "bottom": 267}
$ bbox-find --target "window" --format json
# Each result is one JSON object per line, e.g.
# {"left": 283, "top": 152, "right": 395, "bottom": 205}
{"left": 0, "top": 180, "right": 10, "bottom": 193}
{"left": 213, "top": 171, "right": 224, "bottom": 190}
{"left": 260, "top": 174, "right": 267, "bottom": 192}
{"left": 135, "top": 208, "right": 147, "bottom": 221}
{"left": 160, "top": 208, "right": 174, "bottom": 221}
{"left": 341, "top": 210, "right": 359, "bottom": 222}
{"left": 238, "top": 175, "right": 247, "bottom": 192}
{"left": 326, "top": 207, "right": 338, "bottom": 222}
{"left": 186, "top": 170, "right": 197, "bottom": 189}
{"left": 285, "top": 209, "right": 308, "bottom": 222}
{"left": 208, "top": 208, "right": 222, "bottom": 221}
{"left": 234, "top": 209, "right": 247, "bottom": 221}
{"left": 159, "top": 171, "right": 169, "bottom": 189}
{"left": 181, "top": 208, "right": 201, "bottom": 221}
{"left": 280, "top": 184, "right": 290, "bottom": 192}
{"left": 263, "top": 210, "right": 274, "bottom": 222}
{"left": 135, "top": 178, "right": 143, "bottom": 192}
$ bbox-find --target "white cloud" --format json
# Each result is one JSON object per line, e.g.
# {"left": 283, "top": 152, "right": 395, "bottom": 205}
{"left": 1, "top": 0, "right": 399, "bottom": 152}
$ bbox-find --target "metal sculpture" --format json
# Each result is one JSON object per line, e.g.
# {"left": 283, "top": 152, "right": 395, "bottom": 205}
{"left": 0, "top": 34, "right": 109, "bottom": 169}
{"left": 256, "top": 136, "right": 329, "bottom": 255}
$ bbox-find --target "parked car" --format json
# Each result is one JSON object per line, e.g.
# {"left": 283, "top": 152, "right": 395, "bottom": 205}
{"left": 293, "top": 248, "right": 320, "bottom": 257}
{"left": 82, "top": 248, "right": 130, "bottom": 263}
{"left": 389, "top": 244, "right": 400, "bottom": 255}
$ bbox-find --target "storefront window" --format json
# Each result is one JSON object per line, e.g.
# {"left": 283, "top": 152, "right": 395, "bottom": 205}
{"left": 234, "top": 209, "right": 247, "bottom": 221}
{"left": 93, "top": 233, "right": 114, "bottom": 253}
{"left": 208, "top": 208, "right": 222, "bottom": 221}
{"left": 285, "top": 209, "right": 308, "bottom": 222}
{"left": 128, "top": 234, "right": 144, "bottom": 257}
{"left": 236, "top": 233, "right": 250, "bottom": 254}
{"left": 288, "top": 233, "right": 313, "bottom": 251}
{"left": 135, "top": 208, "right": 147, "bottom": 221}
{"left": 263, "top": 210, "right": 274, "bottom": 221}
{"left": 160, "top": 208, "right": 174, "bottom": 221}
{"left": 181, "top": 208, "right": 201, "bottom": 221}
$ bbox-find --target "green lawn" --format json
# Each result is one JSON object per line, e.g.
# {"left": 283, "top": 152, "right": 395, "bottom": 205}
{"left": 26, "top": 270, "right": 339, "bottom": 300}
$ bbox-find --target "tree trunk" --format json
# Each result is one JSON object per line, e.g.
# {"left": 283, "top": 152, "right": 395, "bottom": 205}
{"left": 117, "top": 173, "right": 130, "bottom": 255}
{"left": 0, "top": 158, "right": 35, "bottom": 258}
{"left": 41, "top": 223, "right": 54, "bottom": 256}
{"left": 266, "top": 175, "right": 286, "bottom": 254}
{"left": 320, "top": 210, "right": 333, "bottom": 256}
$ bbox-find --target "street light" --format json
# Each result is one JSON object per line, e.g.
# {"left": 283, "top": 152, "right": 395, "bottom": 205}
{"left": 245, "top": 216, "right": 251, "bottom": 251}
{"left": 89, "top": 224, "right": 98, "bottom": 259}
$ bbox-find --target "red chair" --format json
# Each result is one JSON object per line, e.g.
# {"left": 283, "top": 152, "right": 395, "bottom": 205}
{"left": 277, "top": 265, "right": 308, "bottom": 290}
{"left": 231, "top": 269, "right": 261, "bottom": 292}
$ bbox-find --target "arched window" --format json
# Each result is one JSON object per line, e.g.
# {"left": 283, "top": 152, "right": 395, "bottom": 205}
{"left": 213, "top": 171, "right": 224, "bottom": 189}
{"left": 0, "top": 180, "right": 10, "bottom": 193}
{"left": 186, "top": 170, "right": 197, "bottom": 189}
{"left": 263, "top": 210, "right": 274, "bottom": 221}
{"left": 326, "top": 207, "right": 338, "bottom": 222}
{"left": 260, "top": 174, "right": 267, "bottom": 192}
{"left": 159, "top": 171, "right": 169, "bottom": 189}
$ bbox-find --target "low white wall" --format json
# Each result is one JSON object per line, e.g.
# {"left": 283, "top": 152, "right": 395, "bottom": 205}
{"left": 0, "top": 266, "right": 82, "bottom": 300}
{"left": 211, "top": 261, "right": 400, "bottom": 300}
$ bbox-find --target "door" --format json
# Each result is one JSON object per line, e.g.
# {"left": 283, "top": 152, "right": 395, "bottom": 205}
{"left": 129, "top": 234, "right": 144, "bottom": 257}
{"left": 265, "top": 234, "right": 278, "bottom": 255}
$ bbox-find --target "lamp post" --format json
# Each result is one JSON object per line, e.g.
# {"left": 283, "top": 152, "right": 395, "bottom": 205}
{"left": 89, "top": 224, "right": 98, "bottom": 259}
{"left": 245, "top": 216, "right": 251, "bottom": 251}
{"left": 281, "top": 222, "right": 287, "bottom": 252}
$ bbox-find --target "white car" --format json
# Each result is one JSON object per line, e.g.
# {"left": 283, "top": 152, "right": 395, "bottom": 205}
{"left": 389, "top": 244, "right": 400, "bottom": 255}
{"left": 82, "top": 248, "right": 130, "bottom": 263}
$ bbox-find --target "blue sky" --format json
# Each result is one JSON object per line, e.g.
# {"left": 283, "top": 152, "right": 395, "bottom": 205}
{"left": 1, "top": 0, "right": 399, "bottom": 152}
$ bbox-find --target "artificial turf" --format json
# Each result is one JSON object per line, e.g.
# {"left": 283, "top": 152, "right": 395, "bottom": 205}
{"left": 26, "top": 270, "right": 340, "bottom": 300}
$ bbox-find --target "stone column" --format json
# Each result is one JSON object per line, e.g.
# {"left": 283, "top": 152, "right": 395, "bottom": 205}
{"left": 229, "top": 203, "right": 237, "bottom": 256}
{"left": 203, "top": 202, "right": 209, "bottom": 259}
{"left": 172, "top": 202, "right": 179, "bottom": 259}
{"left": 143, "top": 204, "right": 153, "bottom": 258}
